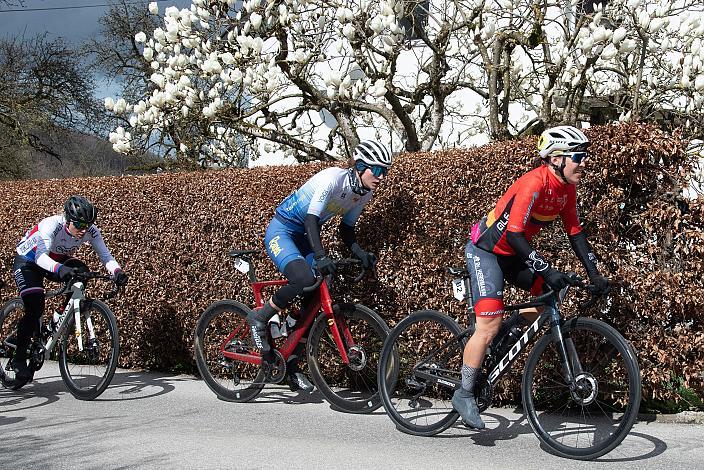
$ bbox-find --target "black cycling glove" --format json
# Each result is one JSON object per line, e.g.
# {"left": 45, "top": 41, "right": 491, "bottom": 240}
{"left": 351, "top": 243, "right": 377, "bottom": 269}
{"left": 315, "top": 255, "right": 336, "bottom": 277}
{"left": 58, "top": 265, "right": 78, "bottom": 282}
{"left": 588, "top": 273, "right": 610, "bottom": 295}
{"left": 542, "top": 267, "right": 576, "bottom": 292}
{"left": 113, "top": 271, "right": 129, "bottom": 286}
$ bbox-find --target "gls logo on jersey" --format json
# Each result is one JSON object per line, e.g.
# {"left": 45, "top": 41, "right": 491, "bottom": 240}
{"left": 496, "top": 212, "right": 510, "bottom": 232}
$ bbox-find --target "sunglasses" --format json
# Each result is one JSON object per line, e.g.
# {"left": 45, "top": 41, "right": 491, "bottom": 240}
{"left": 356, "top": 162, "right": 388, "bottom": 177}
{"left": 562, "top": 151, "right": 589, "bottom": 164}
{"left": 71, "top": 220, "right": 90, "bottom": 229}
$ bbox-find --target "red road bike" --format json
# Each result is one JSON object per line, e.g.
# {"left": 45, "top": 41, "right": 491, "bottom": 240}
{"left": 194, "top": 249, "right": 391, "bottom": 413}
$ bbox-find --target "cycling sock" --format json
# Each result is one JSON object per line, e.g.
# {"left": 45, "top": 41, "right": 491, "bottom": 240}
{"left": 461, "top": 364, "right": 480, "bottom": 392}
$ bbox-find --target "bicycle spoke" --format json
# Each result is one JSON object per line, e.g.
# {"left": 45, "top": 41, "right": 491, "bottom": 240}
{"left": 523, "top": 318, "right": 641, "bottom": 460}
{"left": 378, "top": 311, "right": 464, "bottom": 436}
{"left": 194, "top": 301, "right": 264, "bottom": 402}
{"left": 308, "top": 306, "right": 388, "bottom": 413}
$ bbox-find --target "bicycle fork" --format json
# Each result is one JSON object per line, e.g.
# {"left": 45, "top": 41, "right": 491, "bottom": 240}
{"left": 325, "top": 303, "right": 355, "bottom": 365}
{"left": 546, "top": 306, "right": 583, "bottom": 394}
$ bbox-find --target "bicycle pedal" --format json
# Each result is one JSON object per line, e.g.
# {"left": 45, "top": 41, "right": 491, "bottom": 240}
{"left": 405, "top": 377, "right": 425, "bottom": 392}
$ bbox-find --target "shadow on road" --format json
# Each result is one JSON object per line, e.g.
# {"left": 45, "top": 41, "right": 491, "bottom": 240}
{"left": 431, "top": 407, "right": 667, "bottom": 462}
{"left": 95, "top": 370, "right": 189, "bottom": 402}
{"left": 1, "top": 368, "right": 190, "bottom": 410}
{"left": 248, "top": 386, "right": 391, "bottom": 416}
{"left": 0, "top": 374, "right": 63, "bottom": 413}
{"left": 244, "top": 386, "right": 326, "bottom": 406}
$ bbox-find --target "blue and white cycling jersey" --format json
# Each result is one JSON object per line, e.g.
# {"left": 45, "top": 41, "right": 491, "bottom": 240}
{"left": 274, "top": 167, "right": 373, "bottom": 230}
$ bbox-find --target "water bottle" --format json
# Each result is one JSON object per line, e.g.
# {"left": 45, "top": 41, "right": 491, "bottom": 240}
{"left": 495, "top": 326, "right": 522, "bottom": 359}
{"left": 286, "top": 314, "right": 297, "bottom": 331}
{"left": 269, "top": 313, "right": 288, "bottom": 339}
{"left": 43, "top": 310, "right": 60, "bottom": 339}
{"left": 51, "top": 310, "right": 61, "bottom": 331}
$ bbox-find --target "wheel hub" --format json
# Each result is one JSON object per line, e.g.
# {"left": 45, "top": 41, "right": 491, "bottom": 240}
{"left": 347, "top": 345, "right": 367, "bottom": 371}
{"left": 571, "top": 373, "right": 598, "bottom": 405}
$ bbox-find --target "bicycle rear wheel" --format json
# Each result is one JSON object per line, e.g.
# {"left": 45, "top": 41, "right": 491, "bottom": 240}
{"left": 194, "top": 300, "right": 264, "bottom": 402}
{"left": 307, "top": 304, "right": 389, "bottom": 413}
{"left": 522, "top": 317, "right": 641, "bottom": 460}
{"left": 378, "top": 310, "right": 465, "bottom": 436}
{"left": 59, "top": 299, "right": 119, "bottom": 400}
{"left": 0, "top": 298, "right": 30, "bottom": 390}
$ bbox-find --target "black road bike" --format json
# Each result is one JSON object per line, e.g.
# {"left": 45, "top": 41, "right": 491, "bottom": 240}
{"left": 378, "top": 267, "right": 641, "bottom": 460}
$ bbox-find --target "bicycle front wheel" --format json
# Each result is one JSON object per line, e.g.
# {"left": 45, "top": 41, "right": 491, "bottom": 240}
{"left": 522, "top": 317, "right": 641, "bottom": 460}
{"left": 307, "top": 304, "right": 389, "bottom": 413}
{"left": 59, "top": 299, "right": 119, "bottom": 400}
{"left": 378, "top": 310, "right": 465, "bottom": 436}
{"left": 194, "top": 300, "right": 264, "bottom": 402}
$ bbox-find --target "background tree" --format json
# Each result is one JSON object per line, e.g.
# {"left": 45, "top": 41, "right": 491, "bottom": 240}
{"left": 0, "top": 34, "right": 106, "bottom": 178}
{"left": 105, "top": 0, "right": 704, "bottom": 165}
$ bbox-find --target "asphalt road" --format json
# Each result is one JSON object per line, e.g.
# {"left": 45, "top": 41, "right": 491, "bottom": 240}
{"left": 1, "top": 361, "right": 702, "bottom": 470}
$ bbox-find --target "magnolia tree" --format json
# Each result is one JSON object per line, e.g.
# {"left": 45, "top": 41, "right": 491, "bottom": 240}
{"left": 105, "top": 0, "right": 704, "bottom": 165}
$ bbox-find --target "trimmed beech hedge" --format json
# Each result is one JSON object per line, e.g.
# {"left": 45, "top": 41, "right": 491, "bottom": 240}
{"left": 1, "top": 122, "right": 701, "bottom": 407}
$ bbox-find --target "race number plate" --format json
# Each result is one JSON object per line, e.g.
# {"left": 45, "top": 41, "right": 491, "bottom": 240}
{"left": 452, "top": 278, "right": 466, "bottom": 301}
{"left": 233, "top": 257, "right": 250, "bottom": 274}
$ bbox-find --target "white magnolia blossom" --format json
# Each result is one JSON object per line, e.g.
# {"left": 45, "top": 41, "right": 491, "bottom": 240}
{"left": 106, "top": 0, "right": 704, "bottom": 163}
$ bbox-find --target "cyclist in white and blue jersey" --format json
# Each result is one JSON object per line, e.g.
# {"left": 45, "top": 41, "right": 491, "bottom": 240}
{"left": 247, "top": 140, "right": 393, "bottom": 392}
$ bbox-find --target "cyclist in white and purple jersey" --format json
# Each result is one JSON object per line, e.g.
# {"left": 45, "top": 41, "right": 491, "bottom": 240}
{"left": 10, "top": 196, "right": 128, "bottom": 381}
{"left": 248, "top": 140, "right": 393, "bottom": 392}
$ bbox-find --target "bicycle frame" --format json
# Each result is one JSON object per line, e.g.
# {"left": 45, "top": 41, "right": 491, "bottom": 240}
{"left": 42, "top": 281, "right": 96, "bottom": 355}
{"left": 412, "top": 286, "right": 583, "bottom": 392}
{"left": 220, "top": 277, "right": 356, "bottom": 366}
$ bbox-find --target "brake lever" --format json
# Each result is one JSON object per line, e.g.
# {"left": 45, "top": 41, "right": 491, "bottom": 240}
{"left": 352, "top": 267, "right": 366, "bottom": 283}
{"left": 578, "top": 284, "right": 604, "bottom": 310}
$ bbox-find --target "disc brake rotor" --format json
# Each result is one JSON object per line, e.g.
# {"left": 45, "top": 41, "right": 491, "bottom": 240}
{"left": 347, "top": 345, "right": 367, "bottom": 372}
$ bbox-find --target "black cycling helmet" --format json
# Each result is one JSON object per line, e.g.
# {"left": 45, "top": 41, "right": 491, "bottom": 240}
{"left": 64, "top": 195, "right": 98, "bottom": 225}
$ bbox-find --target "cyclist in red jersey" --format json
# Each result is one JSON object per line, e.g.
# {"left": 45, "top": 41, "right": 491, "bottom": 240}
{"left": 453, "top": 126, "right": 610, "bottom": 429}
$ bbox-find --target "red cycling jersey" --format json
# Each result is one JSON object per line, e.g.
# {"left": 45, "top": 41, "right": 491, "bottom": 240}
{"left": 472, "top": 165, "right": 583, "bottom": 256}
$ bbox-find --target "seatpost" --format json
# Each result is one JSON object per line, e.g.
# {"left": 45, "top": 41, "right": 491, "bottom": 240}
{"left": 243, "top": 256, "right": 257, "bottom": 283}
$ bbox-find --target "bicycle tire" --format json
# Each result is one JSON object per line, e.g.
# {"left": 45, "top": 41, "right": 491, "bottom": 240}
{"left": 0, "top": 298, "right": 30, "bottom": 390}
{"left": 378, "top": 309, "right": 465, "bottom": 436}
{"left": 59, "top": 299, "right": 119, "bottom": 400}
{"left": 307, "top": 303, "right": 389, "bottom": 413}
{"left": 522, "top": 317, "right": 641, "bottom": 460}
{"left": 194, "top": 300, "right": 265, "bottom": 402}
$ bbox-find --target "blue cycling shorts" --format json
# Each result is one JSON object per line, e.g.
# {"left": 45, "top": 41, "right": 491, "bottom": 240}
{"left": 264, "top": 217, "right": 315, "bottom": 272}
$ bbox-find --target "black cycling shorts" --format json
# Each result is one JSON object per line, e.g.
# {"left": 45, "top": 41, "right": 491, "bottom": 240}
{"left": 464, "top": 240, "right": 545, "bottom": 317}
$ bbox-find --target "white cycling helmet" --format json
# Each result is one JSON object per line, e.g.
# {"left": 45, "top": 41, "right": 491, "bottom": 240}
{"left": 537, "top": 125, "right": 590, "bottom": 159}
{"left": 353, "top": 140, "right": 393, "bottom": 168}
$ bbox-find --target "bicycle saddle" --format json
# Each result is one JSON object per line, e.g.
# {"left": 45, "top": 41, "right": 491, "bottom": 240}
{"left": 447, "top": 266, "right": 470, "bottom": 278}
{"left": 229, "top": 249, "right": 259, "bottom": 258}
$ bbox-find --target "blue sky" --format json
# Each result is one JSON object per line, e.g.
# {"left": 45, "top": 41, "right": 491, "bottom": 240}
{"left": 0, "top": 0, "right": 190, "bottom": 97}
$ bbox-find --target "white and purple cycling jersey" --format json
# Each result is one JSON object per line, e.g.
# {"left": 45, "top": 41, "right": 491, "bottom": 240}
{"left": 15, "top": 215, "right": 121, "bottom": 275}
{"left": 274, "top": 167, "right": 373, "bottom": 230}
